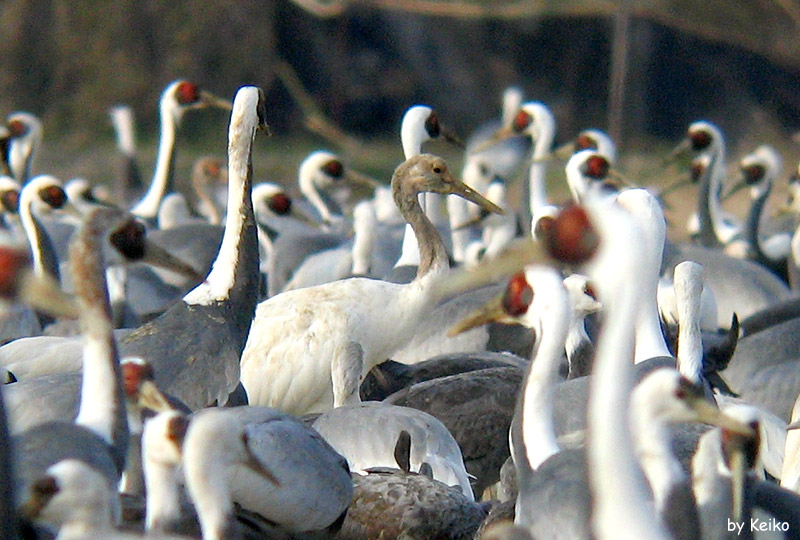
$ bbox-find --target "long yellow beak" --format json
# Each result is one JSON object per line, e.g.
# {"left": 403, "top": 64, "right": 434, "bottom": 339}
{"left": 140, "top": 240, "right": 206, "bottom": 284}
{"left": 448, "top": 293, "right": 512, "bottom": 337}
{"left": 137, "top": 380, "right": 174, "bottom": 413}
{"left": 19, "top": 272, "right": 79, "bottom": 319}
{"left": 198, "top": 90, "right": 233, "bottom": 111}
{"left": 443, "top": 171, "right": 504, "bottom": 216}
{"left": 469, "top": 126, "right": 516, "bottom": 155}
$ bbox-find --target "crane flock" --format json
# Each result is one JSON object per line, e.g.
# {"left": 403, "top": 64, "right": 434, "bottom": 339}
{"left": 1, "top": 73, "right": 800, "bottom": 540}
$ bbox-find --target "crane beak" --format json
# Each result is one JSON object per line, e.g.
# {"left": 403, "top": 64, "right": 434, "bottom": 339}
{"left": 469, "top": 126, "right": 515, "bottom": 155}
{"left": 553, "top": 141, "right": 576, "bottom": 160}
{"left": 344, "top": 169, "right": 381, "bottom": 190}
{"left": 448, "top": 293, "right": 513, "bottom": 337}
{"left": 140, "top": 241, "right": 206, "bottom": 284}
{"left": 291, "top": 205, "right": 325, "bottom": 230}
{"left": 453, "top": 209, "right": 491, "bottom": 231}
{"left": 198, "top": 90, "right": 233, "bottom": 111}
{"left": 657, "top": 174, "right": 693, "bottom": 199}
{"left": 437, "top": 239, "right": 543, "bottom": 299}
{"left": 61, "top": 201, "right": 85, "bottom": 220}
{"left": 689, "top": 399, "right": 756, "bottom": 437}
{"left": 606, "top": 168, "right": 638, "bottom": 189}
{"left": 19, "top": 271, "right": 79, "bottom": 320}
{"left": 440, "top": 124, "right": 466, "bottom": 150}
{"left": 662, "top": 138, "right": 691, "bottom": 168}
{"left": 787, "top": 420, "right": 800, "bottom": 431}
{"left": 721, "top": 178, "right": 747, "bottom": 201}
{"left": 445, "top": 175, "right": 504, "bottom": 216}
{"left": 137, "top": 380, "right": 173, "bottom": 413}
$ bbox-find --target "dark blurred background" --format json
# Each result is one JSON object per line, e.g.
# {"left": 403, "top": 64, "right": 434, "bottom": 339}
{"left": 2, "top": 0, "right": 800, "bottom": 186}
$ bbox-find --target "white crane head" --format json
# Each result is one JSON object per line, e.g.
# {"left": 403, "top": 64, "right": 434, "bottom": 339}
{"left": 633, "top": 369, "right": 749, "bottom": 429}
{"left": 65, "top": 178, "right": 106, "bottom": 215}
{"left": 5, "top": 111, "right": 43, "bottom": 183}
{"left": 161, "top": 79, "right": 232, "bottom": 124}
{"left": 510, "top": 101, "right": 556, "bottom": 147}
{"left": 143, "top": 409, "right": 189, "bottom": 467}
{"left": 400, "top": 105, "right": 463, "bottom": 158}
{"left": 252, "top": 181, "right": 318, "bottom": 228}
{"left": 391, "top": 154, "right": 502, "bottom": 215}
{"left": 89, "top": 208, "right": 204, "bottom": 283}
{"left": 501, "top": 86, "right": 525, "bottom": 128}
{"left": 121, "top": 357, "right": 172, "bottom": 414}
{"left": 19, "top": 459, "right": 114, "bottom": 533}
{"left": 687, "top": 120, "right": 724, "bottom": 155}
{"left": 449, "top": 265, "right": 570, "bottom": 340}
{"left": 574, "top": 129, "right": 617, "bottom": 164}
{"left": 563, "top": 273, "right": 602, "bottom": 317}
{"left": 735, "top": 144, "right": 783, "bottom": 199}
{"left": 565, "top": 150, "right": 613, "bottom": 204}
{"left": 20, "top": 175, "right": 74, "bottom": 217}
{"left": 0, "top": 176, "right": 20, "bottom": 215}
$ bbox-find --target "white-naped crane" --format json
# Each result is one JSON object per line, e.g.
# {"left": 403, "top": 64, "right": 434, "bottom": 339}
{"left": 117, "top": 85, "right": 266, "bottom": 411}
{"left": 241, "top": 153, "right": 502, "bottom": 416}
{"left": 5, "top": 111, "right": 43, "bottom": 185}
{"left": 129, "top": 80, "right": 231, "bottom": 223}
{"left": 183, "top": 406, "right": 352, "bottom": 540}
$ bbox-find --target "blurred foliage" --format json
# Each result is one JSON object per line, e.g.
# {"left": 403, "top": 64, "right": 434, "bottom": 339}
{"left": 0, "top": 1, "right": 277, "bottom": 144}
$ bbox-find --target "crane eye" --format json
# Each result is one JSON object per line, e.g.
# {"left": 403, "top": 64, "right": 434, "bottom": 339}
{"left": 0, "top": 190, "right": 19, "bottom": 213}
{"left": 267, "top": 193, "right": 292, "bottom": 215}
{"left": 581, "top": 155, "right": 609, "bottom": 179}
{"left": 110, "top": 219, "right": 147, "bottom": 260}
{"left": 512, "top": 110, "right": 532, "bottom": 133}
{"left": 583, "top": 282, "right": 597, "bottom": 301}
{"left": 424, "top": 111, "right": 441, "bottom": 138}
{"left": 690, "top": 130, "right": 712, "bottom": 151}
{"left": 575, "top": 133, "right": 597, "bottom": 151}
{"left": 322, "top": 160, "right": 344, "bottom": 179}
{"left": 7, "top": 119, "right": 28, "bottom": 138}
{"left": 39, "top": 185, "right": 67, "bottom": 209}
{"left": 742, "top": 164, "right": 765, "bottom": 185}
{"left": 175, "top": 81, "right": 200, "bottom": 105}
{"left": 502, "top": 272, "right": 533, "bottom": 316}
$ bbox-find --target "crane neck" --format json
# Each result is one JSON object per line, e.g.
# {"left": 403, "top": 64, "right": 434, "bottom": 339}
{"left": 18, "top": 203, "right": 59, "bottom": 283}
{"left": 675, "top": 264, "right": 704, "bottom": 385}
{"left": 586, "top": 200, "right": 671, "bottom": 540}
{"left": 528, "top": 134, "right": 551, "bottom": 213}
{"left": 182, "top": 119, "right": 260, "bottom": 341}
{"left": 696, "top": 148, "right": 737, "bottom": 248}
{"left": 131, "top": 104, "right": 178, "bottom": 220}
{"left": 351, "top": 201, "right": 375, "bottom": 276}
{"left": 630, "top": 397, "right": 686, "bottom": 514}
{"left": 184, "top": 414, "right": 238, "bottom": 540}
{"left": 516, "top": 279, "right": 570, "bottom": 472}
{"left": 57, "top": 503, "right": 114, "bottom": 540}
{"left": 394, "top": 183, "right": 449, "bottom": 280}
{"left": 144, "top": 455, "right": 183, "bottom": 533}
{"left": 9, "top": 136, "right": 38, "bottom": 185}
{"left": 745, "top": 180, "right": 776, "bottom": 264}
{"left": 616, "top": 190, "right": 671, "bottom": 362}
{"left": 71, "top": 210, "right": 129, "bottom": 474}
